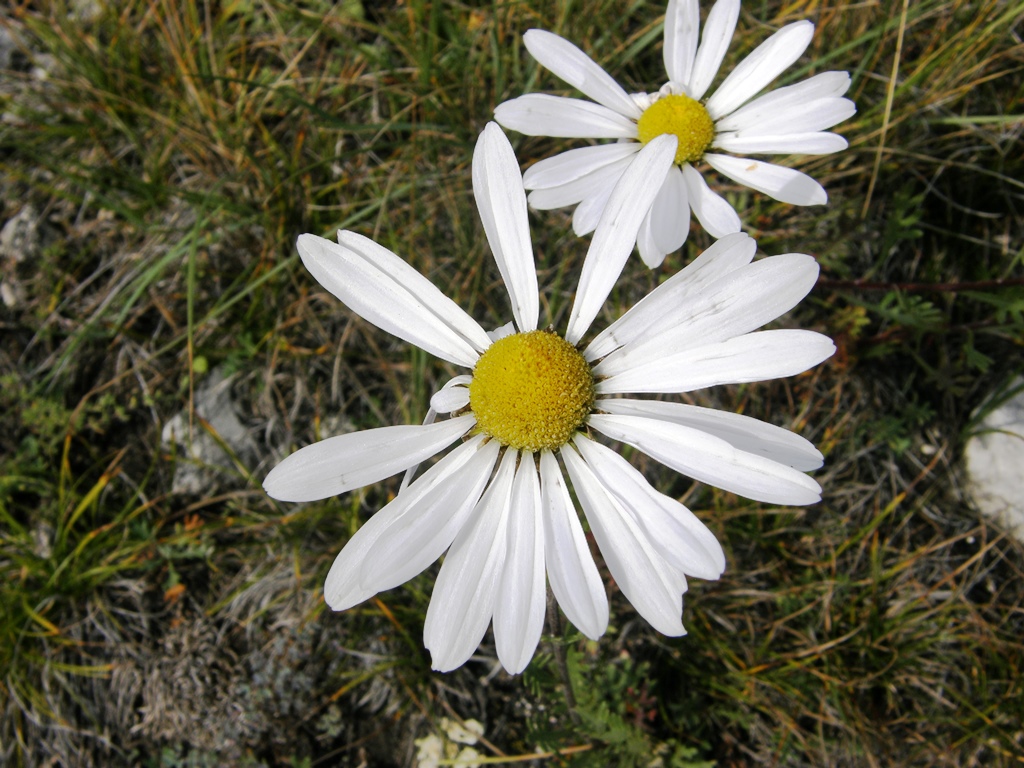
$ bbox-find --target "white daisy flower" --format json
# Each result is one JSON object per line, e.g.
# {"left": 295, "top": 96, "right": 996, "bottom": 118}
{"left": 263, "top": 122, "right": 834, "bottom": 675}
{"left": 494, "top": 0, "right": 856, "bottom": 268}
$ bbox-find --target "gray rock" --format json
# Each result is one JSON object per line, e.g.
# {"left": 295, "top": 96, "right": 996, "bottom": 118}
{"left": 1, "top": 206, "right": 41, "bottom": 309}
{"left": 0, "top": 205, "right": 41, "bottom": 263}
{"left": 162, "top": 368, "right": 258, "bottom": 495}
{"left": 964, "top": 377, "right": 1024, "bottom": 541}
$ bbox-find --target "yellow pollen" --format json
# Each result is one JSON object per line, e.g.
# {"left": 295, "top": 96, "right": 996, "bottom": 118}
{"left": 469, "top": 329, "right": 594, "bottom": 452}
{"left": 636, "top": 94, "right": 715, "bottom": 165}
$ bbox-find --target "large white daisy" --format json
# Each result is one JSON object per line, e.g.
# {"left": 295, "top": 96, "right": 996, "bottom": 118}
{"left": 494, "top": 0, "right": 856, "bottom": 268}
{"left": 263, "top": 122, "right": 834, "bottom": 675}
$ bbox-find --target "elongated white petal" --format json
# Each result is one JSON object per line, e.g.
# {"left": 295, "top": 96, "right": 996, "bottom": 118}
{"left": 705, "top": 153, "right": 827, "bottom": 205}
{"left": 263, "top": 415, "right": 475, "bottom": 502}
{"left": 566, "top": 135, "right": 677, "bottom": 344}
{"left": 715, "top": 72, "right": 853, "bottom": 133}
{"left": 714, "top": 131, "right": 848, "bottom": 155}
{"left": 429, "top": 375, "right": 472, "bottom": 414}
{"left": 474, "top": 123, "right": 539, "bottom": 332}
{"left": 636, "top": 209, "right": 663, "bottom": 269}
{"left": 334, "top": 230, "right": 491, "bottom": 353}
{"left": 494, "top": 454, "right": 546, "bottom": 674}
{"left": 572, "top": 175, "right": 619, "bottom": 236}
{"left": 299, "top": 233, "right": 489, "bottom": 367}
{"left": 494, "top": 94, "right": 638, "bottom": 139}
{"left": 594, "top": 251, "right": 819, "bottom": 372}
{"left": 405, "top": 375, "right": 473, "bottom": 490}
{"left": 523, "top": 143, "right": 640, "bottom": 190}
{"left": 424, "top": 449, "right": 518, "bottom": 672}
{"left": 597, "top": 329, "right": 835, "bottom": 393}
{"left": 561, "top": 445, "right": 687, "bottom": 635}
{"left": 541, "top": 451, "right": 608, "bottom": 640}
{"left": 682, "top": 164, "right": 741, "bottom": 237}
{"left": 597, "top": 398, "right": 823, "bottom": 471}
{"left": 720, "top": 98, "right": 855, "bottom": 137}
{"left": 664, "top": 0, "right": 699, "bottom": 86}
{"left": 323, "top": 435, "right": 493, "bottom": 610}
{"left": 357, "top": 438, "right": 501, "bottom": 595}
{"left": 527, "top": 153, "right": 633, "bottom": 211}
{"left": 588, "top": 413, "right": 822, "bottom": 505}
{"left": 705, "top": 21, "right": 815, "bottom": 119}
{"left": 586, "top": 231, "right": 755, "bottom": 361}
{"left": 649, "top": 164, "right": 690, "bottom": 256}
{"left": 524, "top": 29, "right": 642, "bottom": 119}
{"left": 573, "top": 436, "right": 725, "bottom": 579}
{"left": 688, "top": 0, "right": 740, "bottom": 99}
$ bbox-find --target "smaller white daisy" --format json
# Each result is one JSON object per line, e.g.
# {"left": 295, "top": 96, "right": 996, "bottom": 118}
{"left": 264, "top": 123, "right": 834, "bottom": 675}
{"left": 494, "top": 0, "right": 856, "bottom": 268}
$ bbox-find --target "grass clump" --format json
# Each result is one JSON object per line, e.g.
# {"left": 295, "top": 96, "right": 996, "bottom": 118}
{"left": 0, "top": 0, "right": 1022, "bottom": 766}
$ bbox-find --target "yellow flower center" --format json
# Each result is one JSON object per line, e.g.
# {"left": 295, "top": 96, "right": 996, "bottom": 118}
{"left": 469, "top": 329, "right": 594, "bottom": 452}
{"left": 636, "top": 93, "right": 715, "bottom": 165}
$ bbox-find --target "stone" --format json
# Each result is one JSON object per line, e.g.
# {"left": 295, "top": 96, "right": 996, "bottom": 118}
{"left": 0, "top": 206, "right": 42, "bottom": 309}
{"left": 162, "top": 368, "right": 258, "bottom": 495}
{"left": 964, "top": 377, "right": 1024, "bottom": 541}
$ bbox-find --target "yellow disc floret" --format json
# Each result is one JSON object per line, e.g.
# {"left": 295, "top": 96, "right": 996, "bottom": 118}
{"left": 469, "top": 329, "right": 594, "bottom": 452}
{"left": 636, "top": 93, "right": 715, "bottom": 165}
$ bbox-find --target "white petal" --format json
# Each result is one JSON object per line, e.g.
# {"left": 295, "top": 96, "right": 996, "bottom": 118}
{"left": 704, "top": 153, "right": 827, "bottom": 205}
{"left": 597, "top": 398, "right": 823, "bottom": 471}
{"left": 714, "top": 131, "right": 849, "bottom": 155}
{"left": 664, "top": 0, "right": 699, "bottom": 86}
{"left": 573, "top": 436, "right": 725, "bottom": 579}
{"left": 636, "top": 209, "right": 664, "bottom": 269}
{"left": 299, "top": 233, "right": 489, "bottom": 367}
{"left": 322, "top": 435, "right": 494, "bottom": 610}
{"left": 688, "top": 0, "right": 741, "bottom": 100}
{"left": 561, "top": 444, "right": 687, "bottom": 635}
{"left": 705, "top": 21, "right": 815, "bottom": 119}
{"left": 649, "top": 164, "right": 690, "bottom": 256}
{"left": 333, "top": 230, "right": 493, "bottom": 356}
{"left": 429, "top": 376, "right": 472, "bottom": 414}
{"left": 594, "top": 251, "right": 820, "bottom": 372}
{"left": 523, "top": 29, "right": 642, "bottom": 119}
{"left": 720, "top": 99, "right": 855, "bottom": 138}
{"left": 523, "top": 143, "right": 640, "bottom": 190}
{"left": 597, "top": 329, "right": 836, "bottom": 393}
{"left": 527, "top": 152, "right": 633, "bottom": 211}
{"left": 494, "top": 94, "right": 638, "bottom": 139}
{"left": 541, "top": 451, "right": 608, "bottom": 640}
{"left": 494, "top": 454, "right": 546, "bottom": 674}
{"left": 357, "top": 438, "right": 502, "bottom": 595}
{"left": 572, "top": 175, "right": 619, "bottom": 237}
{"left": 473, "top": 124, "right": 539, "bottom": 332}
{"left": 489, "top": 321, "right": 517, "bottom": 341}
{"left": 588, "top": 413, "right": 822, "bottom": 505}
{"left": 263, "top": 415, "right": 475, "bottom": 502}
{"left": 585, "top": 231, "right": 755, "bottom": 361}
{"left": 565, "top": 135, "right": 677, "bottom": 344}
{"left": 424, "top": 448, "right": 518, "bottom": 673}
{"left": 401, "top": 390, "right": 471, "bottom": 491}
{"left": 682, "top": 164, "right": 741, "bottom": 238}
{"left": 715, "top": 72, "right": 853, "bottom": 133}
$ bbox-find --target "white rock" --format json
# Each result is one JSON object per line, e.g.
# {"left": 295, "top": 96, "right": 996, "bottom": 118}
{"left": 964, "top": 377, "right": 1024, "bottom": 541}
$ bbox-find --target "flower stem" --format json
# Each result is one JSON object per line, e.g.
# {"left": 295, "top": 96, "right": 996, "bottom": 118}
{"left": 546, "top": 589, "right": 581, "bottom": 726}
